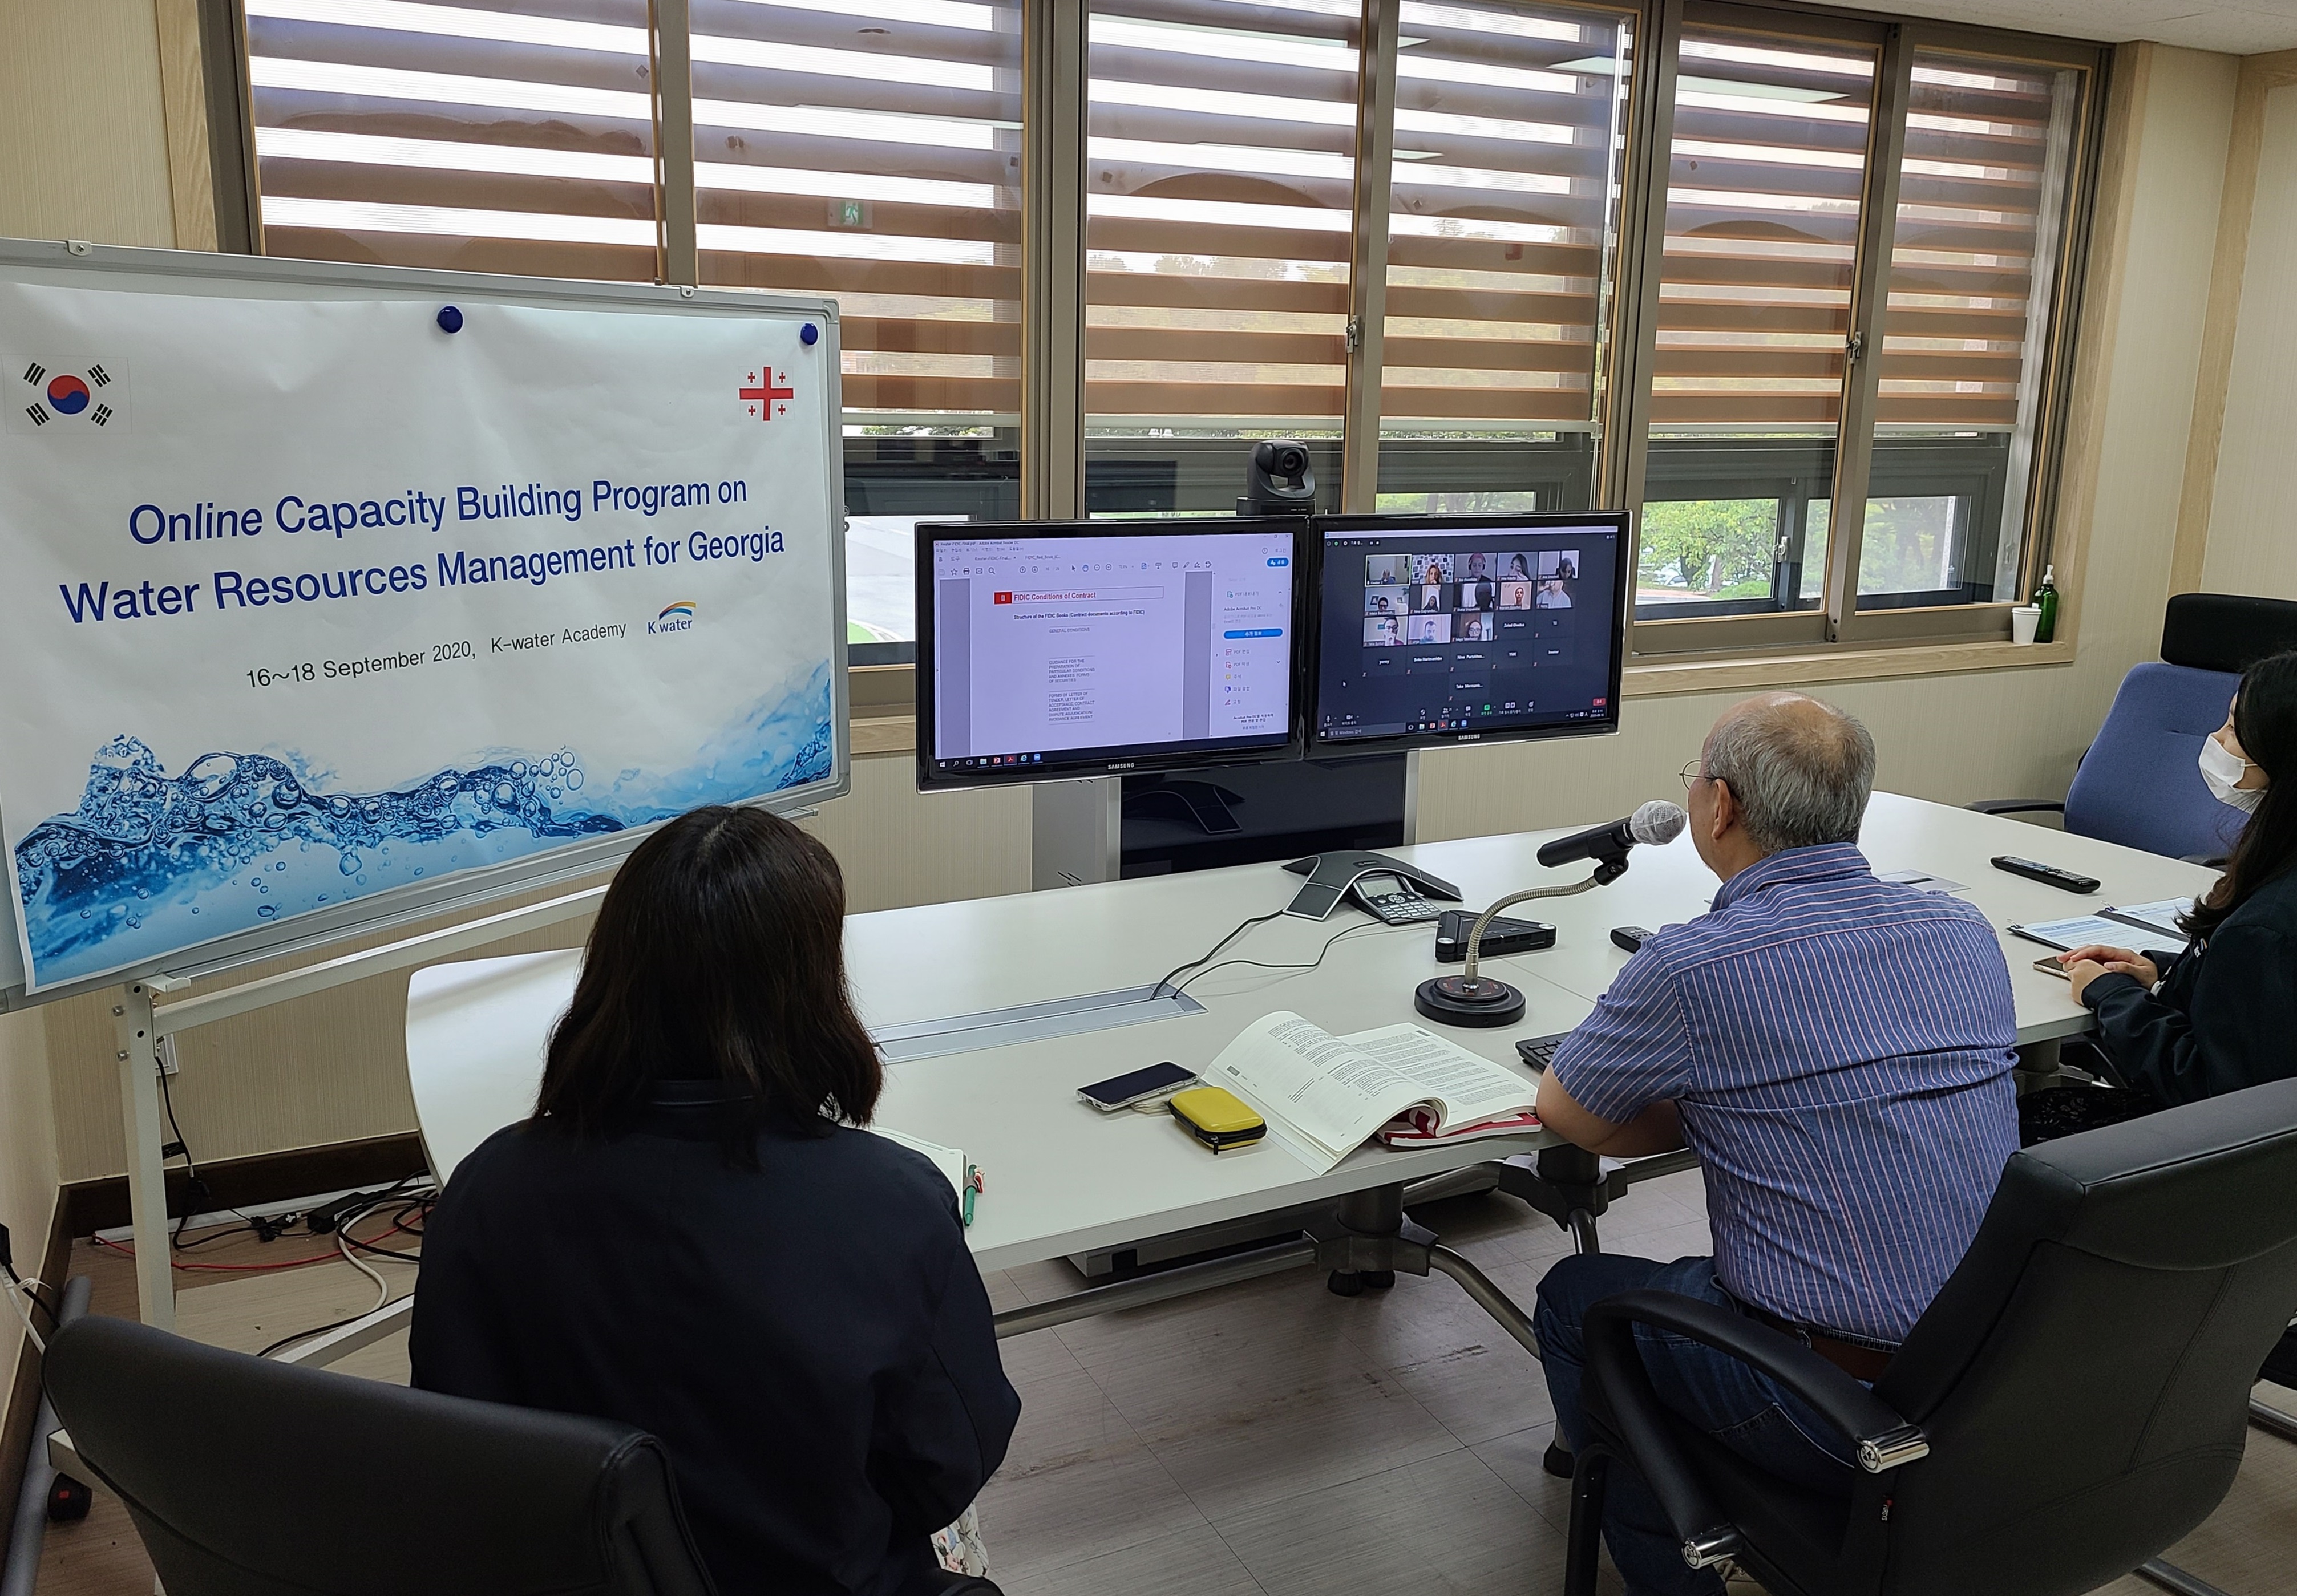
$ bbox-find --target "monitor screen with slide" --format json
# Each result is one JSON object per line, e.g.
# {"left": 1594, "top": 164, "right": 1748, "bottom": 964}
{"left": 916, "top": 519, "right": 1308, "bottom": 789}
{"left": 1310, "top": 511, "right": 1630, "bottom": 755}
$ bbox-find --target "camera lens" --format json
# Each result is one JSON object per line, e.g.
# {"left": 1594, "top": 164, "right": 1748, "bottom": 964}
{"left": 1277, "top": 447, "right": 1305, "bottom": 473}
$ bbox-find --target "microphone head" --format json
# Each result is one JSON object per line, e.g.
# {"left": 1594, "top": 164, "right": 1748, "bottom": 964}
{"left": 1630, "top": 799, "right": 1688, "bottom": 846}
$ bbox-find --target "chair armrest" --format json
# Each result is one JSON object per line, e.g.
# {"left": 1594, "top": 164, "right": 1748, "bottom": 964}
{"left": 1584, "top": 1293, "right": 1928, "bottom": 1474}
{"left": 1964, "top": 799, "right": 2066, "bottom": 817}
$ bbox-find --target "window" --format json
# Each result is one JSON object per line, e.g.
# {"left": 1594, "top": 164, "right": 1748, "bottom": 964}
{"left": 245, "top": 0, "right": 660, "bottom": 279}
{"left": 693, "top": 0, "right": 1025, "bottom": 657}
{"left": 1082, "top": 0, "right": 1360, "bottom": 515}
{"left": 227, "top": 1, "right": 2104, "bottom": 674}
{"left": 1627, "top": 15, "right": 2095, "bottom": 650}
{"left": 1377, "top": 0, "right": 1636, "bottom": 517}
{"left": 1854, "top": 48, "right": 2084, "bottom": 612}
{"left": 1635, "top": 21, "right": 1877, "bottom": 619}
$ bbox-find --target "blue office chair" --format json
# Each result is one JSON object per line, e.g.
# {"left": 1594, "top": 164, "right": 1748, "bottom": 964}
{"left": 1971, "top": 593, "right": 2297, "bottom": 861}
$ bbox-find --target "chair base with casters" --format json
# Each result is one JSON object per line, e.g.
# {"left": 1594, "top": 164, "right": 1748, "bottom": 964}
{"left": 1557, "top": 1080, "right": 2297, "bottom": 1596}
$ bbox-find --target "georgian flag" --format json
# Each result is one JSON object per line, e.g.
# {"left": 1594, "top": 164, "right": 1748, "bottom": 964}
{"left": 7, "top": 358, "right": 128, "bottom": 434}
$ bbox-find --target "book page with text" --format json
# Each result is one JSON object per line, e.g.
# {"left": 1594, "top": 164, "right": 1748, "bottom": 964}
{"left": 1206, "top": 1011, "right": 1437, "bottom": 1172}
{"left": 1341, "top": 1024, "right": 1539, "bottom": 1130}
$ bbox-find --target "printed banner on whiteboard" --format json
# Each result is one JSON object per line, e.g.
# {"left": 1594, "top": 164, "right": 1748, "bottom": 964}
{"left": 0, "top": 280, "right": 841, "bottom": 991}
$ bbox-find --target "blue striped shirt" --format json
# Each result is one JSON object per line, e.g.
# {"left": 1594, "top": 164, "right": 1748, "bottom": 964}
{"left": 1549, "top": 842, "right": 2019, "bottom": 1343}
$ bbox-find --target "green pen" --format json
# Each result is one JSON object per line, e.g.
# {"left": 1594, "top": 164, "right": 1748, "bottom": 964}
{"left": 961, "top": 1164, "right": 979, "bottom": 1226}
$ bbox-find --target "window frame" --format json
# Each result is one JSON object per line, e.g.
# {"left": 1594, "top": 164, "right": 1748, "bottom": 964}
{"left": 221, "top": 0, "right": 2111, "bottom": 704}
{"left": 1609, "top": 2, "right": 2108, "bottom": 659}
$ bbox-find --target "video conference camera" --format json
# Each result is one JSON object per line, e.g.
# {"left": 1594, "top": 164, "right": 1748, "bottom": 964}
{"left": 1238, "top": 439, "right": 1317, "bottom": 517}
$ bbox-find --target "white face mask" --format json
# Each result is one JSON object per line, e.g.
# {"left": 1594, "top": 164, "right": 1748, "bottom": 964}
{"left": 2199, "top": 736, "right": 2266, "bottom": 813}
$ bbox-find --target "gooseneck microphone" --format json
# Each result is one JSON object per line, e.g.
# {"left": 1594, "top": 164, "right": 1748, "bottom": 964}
{"left": 1535, "top": 800, "right": 1688, "bottom": 870}
{"left": 1415, "top": 799, "right": 1689, "bottom": 1029}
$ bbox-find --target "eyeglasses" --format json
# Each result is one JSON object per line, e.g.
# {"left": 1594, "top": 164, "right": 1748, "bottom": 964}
{"left": 1679, "top": 759, "right": 1706, "bottom": 792}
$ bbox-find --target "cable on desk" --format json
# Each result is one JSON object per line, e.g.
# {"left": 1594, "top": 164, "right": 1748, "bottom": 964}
{"left": 1150, "top": 909, "right": 1287, "bottom": 1000}
{"left": 1171, "top": 918, "right": 1404, "bottom": 997}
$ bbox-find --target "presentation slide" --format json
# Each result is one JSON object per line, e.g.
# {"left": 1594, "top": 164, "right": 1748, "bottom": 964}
{"left": 0, "top": 277, "right": 842, "bottom": 993}
{"left": 931, "top": 532, "right": 1293, "bottom": 769}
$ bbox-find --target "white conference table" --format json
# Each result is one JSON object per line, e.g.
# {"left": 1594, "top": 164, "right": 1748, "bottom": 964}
{"left": 404, "top": 792, "right": 2216, "bottom": 1285}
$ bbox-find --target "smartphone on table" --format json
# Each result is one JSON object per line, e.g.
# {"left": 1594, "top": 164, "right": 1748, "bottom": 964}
{"left": 1078, "top": 1061, "right": 1198, "bottom": 1112}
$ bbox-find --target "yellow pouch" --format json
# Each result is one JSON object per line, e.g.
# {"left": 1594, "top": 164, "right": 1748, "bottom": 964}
{"left": 1168, "top": 1085, "right": 1267, "bottom": 1152}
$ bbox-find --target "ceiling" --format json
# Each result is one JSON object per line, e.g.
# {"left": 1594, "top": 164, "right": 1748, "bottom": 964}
{"left": 1815, "top": 0, "right": 2297, "bottom": 53}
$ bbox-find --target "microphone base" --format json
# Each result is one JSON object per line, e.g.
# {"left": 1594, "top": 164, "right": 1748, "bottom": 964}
{"left": 1414, "top": 975, "right": 1526, "bottom": 1029}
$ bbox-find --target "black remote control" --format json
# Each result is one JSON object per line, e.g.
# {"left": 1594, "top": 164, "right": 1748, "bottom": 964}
{"left": 1991, "top": 855, "right": 2100, "bottom": 894}
{"left": 1611, "top": 926, "right": 1653, "bottom": 953}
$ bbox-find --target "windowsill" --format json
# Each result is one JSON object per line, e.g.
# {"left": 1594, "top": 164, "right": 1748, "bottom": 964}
{"left": 843, "top": 637, "right": 2074, "bottom": 758}
{"left": 1622, "top": 636, "right": 2076, "bottom": 698}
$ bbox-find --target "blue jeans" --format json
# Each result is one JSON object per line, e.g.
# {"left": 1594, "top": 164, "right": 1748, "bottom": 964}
{"left": 1534, "top": 1254, "right": 1858, "bottom": 1596}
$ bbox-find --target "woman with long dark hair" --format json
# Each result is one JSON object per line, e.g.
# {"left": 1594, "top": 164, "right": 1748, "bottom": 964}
{"left": 2059, "top": 650, "right": 2297, "bottom": 1104}
{"left": 412, "top": 805, "right": 1019, "bottom": 1596}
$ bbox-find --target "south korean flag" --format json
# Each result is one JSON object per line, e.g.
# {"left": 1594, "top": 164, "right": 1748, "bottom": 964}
{"left": 8, "top": 358, "right": 129, "bottom": 435}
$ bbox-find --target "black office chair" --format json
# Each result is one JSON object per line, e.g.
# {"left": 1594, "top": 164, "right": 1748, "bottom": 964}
{"left": 42, "top": 1314, "right": 1006, "bottom": 1596}
{"left": 1562, "top": 1077, "right": 2297, "bottom": 1596}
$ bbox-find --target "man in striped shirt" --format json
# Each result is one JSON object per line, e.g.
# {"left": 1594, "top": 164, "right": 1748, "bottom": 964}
{"left": 1531, "top": 692, "right": 2019, "bottom": 1596}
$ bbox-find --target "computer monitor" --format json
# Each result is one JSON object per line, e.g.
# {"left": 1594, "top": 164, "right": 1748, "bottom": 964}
{"left": 1309, "top": 511, "right": 1631, "bottom": 754}
{"left": 915, "top": 519, "right": 1309, "bottom": 790}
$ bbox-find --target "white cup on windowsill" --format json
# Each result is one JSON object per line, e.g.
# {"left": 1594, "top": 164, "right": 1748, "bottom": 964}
{"left": 2011, "top": 605, "right": 2043, "bottom": 645}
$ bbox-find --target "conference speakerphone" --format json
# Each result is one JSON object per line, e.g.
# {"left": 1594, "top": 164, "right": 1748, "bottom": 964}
{"left": 915, "top": 519, "right": 1311, "bottom": 790}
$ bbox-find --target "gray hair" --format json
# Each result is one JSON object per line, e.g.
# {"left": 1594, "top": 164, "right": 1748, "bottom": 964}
{"left": 1702, "top": 694, "right": 1876, "bottom": 854}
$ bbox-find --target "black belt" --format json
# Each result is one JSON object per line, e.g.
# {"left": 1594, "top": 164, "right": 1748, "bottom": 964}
{"left": 1731, "top": 1295, "right": 1897, "bottom": 1383}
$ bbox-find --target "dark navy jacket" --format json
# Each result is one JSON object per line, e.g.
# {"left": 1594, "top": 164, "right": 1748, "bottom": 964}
{"left": 2085, "top": 866, "right": 2297, "bottom": 1107}
{"left": 411, "top": 1099, "right": 1019, "bottom": 1596}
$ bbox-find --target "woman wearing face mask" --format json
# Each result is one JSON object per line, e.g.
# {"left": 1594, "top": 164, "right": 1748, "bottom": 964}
{"left": 2053, "top": 650, "right": 2297, "bottom": 1109}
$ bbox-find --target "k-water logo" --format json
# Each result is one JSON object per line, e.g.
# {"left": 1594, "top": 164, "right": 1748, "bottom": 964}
{"left": 649, "top": 601, "right": 697, "bottom": 636}
{"left": 7, "top": 358, "right": 128, "bottom": 434}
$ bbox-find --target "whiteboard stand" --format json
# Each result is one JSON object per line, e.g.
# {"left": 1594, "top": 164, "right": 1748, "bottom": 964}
{"left": 111, "top": 882, "right": 611, "bottom": 1326}
{"left": 112, "top": 981, "right": 176, "bottom": 1331}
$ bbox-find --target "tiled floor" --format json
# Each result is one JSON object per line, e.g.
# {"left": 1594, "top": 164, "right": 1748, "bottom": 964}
{"left": 30, "top": 1173, "right": 2297, "bottom": 1595}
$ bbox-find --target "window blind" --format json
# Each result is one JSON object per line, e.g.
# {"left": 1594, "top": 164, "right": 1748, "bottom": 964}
{"left": 1381, "top": 1, "right": 1633, "bottom": 434}
{"left": 692, "top": 0, "right": 1025, "bottom": 427}
{"left": 1085, "top": 0, "right": 1361, "bottom": 431}
{"left": 1648, "top": 30, "right": 1876, "bottom": 430}
{"left": 1875, "top": 52, "right": 2072, "bottom": 431}
{"left": 245, "top": 0, "right": 661, "bottom": 281}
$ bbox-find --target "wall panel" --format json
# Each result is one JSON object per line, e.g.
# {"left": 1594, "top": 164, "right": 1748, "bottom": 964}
{"left": 0, "top": 0, "right": 177, "bottom": 249}
{"left": 2202, "top": 83, "right": 2297, "bottom": 599}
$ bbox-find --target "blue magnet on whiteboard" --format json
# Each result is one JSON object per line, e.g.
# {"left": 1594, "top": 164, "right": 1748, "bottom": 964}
{"left": 800, "top": 322, "right": 819, "bottom": 346}
{"left": 436, "top": 305, "right": 464, "bottom": 334}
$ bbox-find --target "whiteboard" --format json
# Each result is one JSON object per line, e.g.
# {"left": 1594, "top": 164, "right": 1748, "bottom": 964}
{"left": 0, "top": 241, "right": 848, "bottom": 1007}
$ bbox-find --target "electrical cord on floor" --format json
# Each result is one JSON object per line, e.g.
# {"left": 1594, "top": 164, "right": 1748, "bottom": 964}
{"left": 252, "top": 1190, "right": 432, "bottom": 1358}
{"left": 155, "top": 1065, "right": 267, "bottom": 1251}
{"left": 1150, "top": 909, "right": 1288, "bottom": 1000}
{"left": 255, "top": 1290, "right": 415, "bottom": 1360}
{"left": 0, "top": 1260, "right": 55, "bottom": 1339}
{"left": 336, "top": 1225, "right": 390, "bottom": 1320}
{"left": 1, "top": 1270, "right": 43, "bottom": 1355}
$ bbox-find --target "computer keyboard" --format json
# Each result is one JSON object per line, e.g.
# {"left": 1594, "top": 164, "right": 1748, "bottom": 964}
{"left": 1514, "top": 1032, "right": 1567, "bottom": 1074}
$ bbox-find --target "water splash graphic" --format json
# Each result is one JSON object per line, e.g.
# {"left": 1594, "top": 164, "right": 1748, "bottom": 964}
{"left": 12, "top": 665, "right": 835, "bottom": 985}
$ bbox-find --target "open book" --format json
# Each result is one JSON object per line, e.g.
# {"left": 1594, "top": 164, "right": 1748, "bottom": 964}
{"left": 1205, "top": 1011, "right": 1543, "bottom": 1174}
